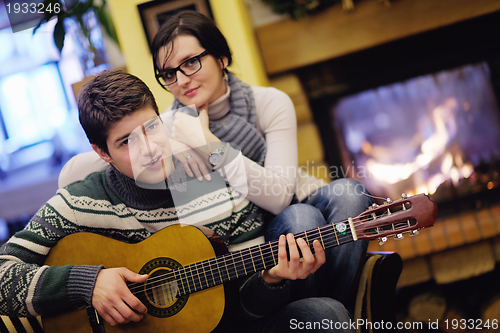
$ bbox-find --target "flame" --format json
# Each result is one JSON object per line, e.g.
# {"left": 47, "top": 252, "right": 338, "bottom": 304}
{"left": 365, "top": 97, "right": 473, "bottom": 194}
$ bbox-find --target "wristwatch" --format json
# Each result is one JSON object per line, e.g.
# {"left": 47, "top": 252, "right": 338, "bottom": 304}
{"left": 208, "top": 143, "right": 226, "bottom": 168}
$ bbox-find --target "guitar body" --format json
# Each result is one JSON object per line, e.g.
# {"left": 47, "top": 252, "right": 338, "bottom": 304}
{"left": 42, "top": 224, "right": 233, "bottom": 333}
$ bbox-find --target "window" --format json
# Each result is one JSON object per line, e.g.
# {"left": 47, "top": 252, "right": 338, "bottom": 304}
{"left": 0, "top": 19, "right": 91, "bottom": 173}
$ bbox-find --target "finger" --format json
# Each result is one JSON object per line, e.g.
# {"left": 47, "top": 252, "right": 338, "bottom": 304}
{"left": 114, "top": 301, "right": 145, "bottom": 323}
{"left": 186, "top": 154, "right": 212, "bottom": 181}
{"left": 100, "top": 310, "right": 119, "bottom": 326}
{"left": 277, "top": 234, "right": 288, "bottom": 264}
{"left": 121, "top": 269, "right": 148, "bottom": 283}
{"left": 124, "top": 294, "right": 148, "bottom": 315}
{"left": 99, "top": 301, "right": 125, "bottom": 326}
{"left": 296, "top": 238, "right": 317, "bottom": 279}
{"left": 187, "top": 156, "right": 205, "bottom": 181}
{"left": 118, "top": 271, "right": 149, "bottom": 312}
{"left": 296, "top": 238, "right": 314, "bottom": 268}
{"left": 196, "top": 160, "right": 212, "bottom": 181}
{"left": 286, "top": 233, "right": 300, "bottom": 266}
{"left": 183, "top": 154, "right": 200, "bottom": 180}
{"left": 198, "top": 109, "right": 209, "bottom": 128}
{"left": 310, "top": 240, "right": 326, "bottom": 273}
{"left": 120, "top": 286, "right": 148, "bottom": 315}
{"left": 197, "top": 103, "right": 209, "bottom": 114}
{"left": 180, "top": 159, "right": 194, "bottom": 178}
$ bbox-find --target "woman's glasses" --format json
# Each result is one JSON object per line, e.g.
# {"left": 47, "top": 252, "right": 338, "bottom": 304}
{"left": 156, "top": 51, "right": 209, "bottom": 88}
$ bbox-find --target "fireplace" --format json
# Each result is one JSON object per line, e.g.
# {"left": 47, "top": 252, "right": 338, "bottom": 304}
{"left": 333, "top": 61, "right": 500, "bottom": 204}
{"left": 255, "top": 3, "right": 500, "bottom": 328}
{"left": 284, "top": 10, "right": 500, "bottom": 327}
{"left": 296, "top": 10, "right": 500, "bottom": 210}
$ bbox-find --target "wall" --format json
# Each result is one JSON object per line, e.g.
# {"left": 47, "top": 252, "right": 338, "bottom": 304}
{"left": 107, "top": 0, "right": 268, "bottom": 113}
{"left": 255, "top": 0, "right": 500, "bottom": 75}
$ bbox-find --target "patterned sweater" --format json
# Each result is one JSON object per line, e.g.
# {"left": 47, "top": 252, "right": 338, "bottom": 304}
{"left": 0, "top": 165, "right": 288, "bottom": 321}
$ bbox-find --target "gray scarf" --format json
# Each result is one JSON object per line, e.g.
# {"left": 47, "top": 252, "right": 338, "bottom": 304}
{"left": 170, "top": 72, "right": 267, "bottom": 165}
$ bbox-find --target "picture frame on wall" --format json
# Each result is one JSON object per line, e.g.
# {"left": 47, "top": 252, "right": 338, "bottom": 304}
{"left": 138, "top": 0, "right": 213, "bottom": 52}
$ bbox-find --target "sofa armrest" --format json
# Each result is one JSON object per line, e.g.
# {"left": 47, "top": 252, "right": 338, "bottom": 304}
{"left": 355, "top": 251, "right": 403, "bottom": 333}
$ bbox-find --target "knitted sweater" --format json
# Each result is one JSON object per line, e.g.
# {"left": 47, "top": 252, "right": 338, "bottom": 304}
{"left": 0, "top": 165, "right": 289, "bottom": 321}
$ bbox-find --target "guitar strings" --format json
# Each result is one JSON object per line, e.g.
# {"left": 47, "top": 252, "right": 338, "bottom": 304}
{"left": 128, "top": 193, "right": 419, "bottom": 296}
{"left": 126, "top": 218, "right": 364, "bottom": 295}
{"left": 127, "top": 205, "right": 404, "bottom": 297}
{"left": 128, "top": 200, "right": 412, "bottom": 297}
{"left": 128, "top": 192, "right": 404, "bottom": 292}
{"left": 127, "top": 199, "right": 409, "bottom": 295}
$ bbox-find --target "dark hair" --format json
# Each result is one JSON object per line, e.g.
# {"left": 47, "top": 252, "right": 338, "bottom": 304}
{"left": 151, "top": 11, "right": 232, "bottom": 88}
{"left": 78, "top": 70, "right": 159, "bottom": 155}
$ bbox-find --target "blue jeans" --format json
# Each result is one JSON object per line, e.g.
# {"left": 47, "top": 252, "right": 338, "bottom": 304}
{"left": 231, "top": 297, "right": 353, "bottom": 333}
{"left": 265, "top": 179, "right": 373, "bottom": 317}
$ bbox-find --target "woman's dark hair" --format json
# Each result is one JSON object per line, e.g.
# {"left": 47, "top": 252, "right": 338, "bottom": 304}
{"left": 78, "top": 70, "right": 159, "bottom": 155}
{"left": 151, "top": 11, "right": 232, "bottom": 88}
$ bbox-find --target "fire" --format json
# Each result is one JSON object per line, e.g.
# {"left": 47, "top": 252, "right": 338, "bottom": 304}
{"left": 365, "top": 97, "right": 474, "bottom": 195}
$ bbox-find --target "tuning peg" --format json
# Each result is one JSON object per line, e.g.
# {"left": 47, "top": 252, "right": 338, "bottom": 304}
{"left": 393, "top": 233, "right": 404, "bottom": 240}
{"left": 378, "top": 237, "right": 387, "bottom": 245}
{"left": 385, "top": 198, "right": 393, "bottom": 204}
{"left": 409, "top": 230, "right": 419, "bottom": 236}
{"left": 401, "top": 193, "right": 408, "bottom": 199}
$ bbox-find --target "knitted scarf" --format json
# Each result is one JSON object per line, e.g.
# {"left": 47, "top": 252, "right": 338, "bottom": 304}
{"left": 170, "top": 72, "right": 267, "bottom": 166}
{"left": 170, "top": 73, "right": 272, "bottom": 243}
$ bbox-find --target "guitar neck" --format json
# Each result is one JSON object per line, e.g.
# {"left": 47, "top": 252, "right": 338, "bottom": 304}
{"left": 174, "top": 220, "right": 357, "bottom": 296}
{"left": 170, "top": 193, "right": 437, "bottom": 297}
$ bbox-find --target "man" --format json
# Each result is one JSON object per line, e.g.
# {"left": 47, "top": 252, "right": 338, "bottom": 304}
{"left": 1, "top": 70, "right": 344, "bottom": 332}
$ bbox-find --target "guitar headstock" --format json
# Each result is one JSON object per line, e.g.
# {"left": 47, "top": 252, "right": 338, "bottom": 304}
{"left": 354, "top": 193, "right": 437, "bottom": 244}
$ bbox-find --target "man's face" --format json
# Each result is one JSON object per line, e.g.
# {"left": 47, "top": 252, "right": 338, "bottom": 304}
{"left": 93, "top": 107, "right": 174, "bottom": 184}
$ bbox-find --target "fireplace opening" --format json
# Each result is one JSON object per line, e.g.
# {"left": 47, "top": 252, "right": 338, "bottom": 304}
{"left": 289, "top": 10, "right": 500, "bottom": 327}
{"left": 333, "top": 61, "right": 500, "bottom": 205}
{"left": 296, "top": 10, "right": 500, "bottom": 210}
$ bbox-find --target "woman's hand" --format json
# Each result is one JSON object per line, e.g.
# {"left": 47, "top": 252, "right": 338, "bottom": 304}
{"left": 92, "top": 268, "right": 149, "bottom": 326}
{"left": 171, "top": 104, "right": 220, "bottom": 154}
{"left": 169, "top": 138, "right": 211, "bottom": 181}
{"left": 261, "top": 234, "right": 326, "bottom": 285}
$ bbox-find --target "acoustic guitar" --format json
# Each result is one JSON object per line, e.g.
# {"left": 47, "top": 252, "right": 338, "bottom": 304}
{"left": 42, "top": 193, "right": 437, "bottom": 332}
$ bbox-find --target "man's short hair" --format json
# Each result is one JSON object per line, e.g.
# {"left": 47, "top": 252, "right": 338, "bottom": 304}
{"left": 78, "top": 70, "right": 160, "bottom": 155}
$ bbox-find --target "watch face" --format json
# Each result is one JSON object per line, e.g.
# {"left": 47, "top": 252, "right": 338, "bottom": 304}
{"left": 209, "top": 154, "right": 222, "bottom": 166}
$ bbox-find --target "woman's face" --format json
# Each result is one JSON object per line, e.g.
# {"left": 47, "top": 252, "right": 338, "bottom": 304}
{"left": 157, "top": 35, "right": 227, "bottom": 108}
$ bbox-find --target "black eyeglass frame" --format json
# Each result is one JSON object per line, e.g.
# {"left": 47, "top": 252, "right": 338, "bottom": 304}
{"left": 155, "top": 51, "right": 209, "bottom": 90}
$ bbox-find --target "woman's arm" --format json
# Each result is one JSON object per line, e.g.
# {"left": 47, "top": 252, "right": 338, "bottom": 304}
{"left": 217, "top": 87, "right": 298, "bottom": 215}
{"left": 165, "top": 86, "right": 299, "bottom": 215}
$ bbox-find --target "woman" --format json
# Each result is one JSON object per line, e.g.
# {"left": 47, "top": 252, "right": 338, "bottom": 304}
{"left": 60, "top": 11, "right": 372, "bottom": 332}
{"left": 150, "top": 10, "right": 372, "bottom": 313}
{"left": 152, "top": 12, "right": 371, "bottom": 330}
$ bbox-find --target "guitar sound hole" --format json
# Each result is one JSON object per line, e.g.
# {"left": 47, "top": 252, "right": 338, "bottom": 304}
{"left": 138, "top": 257, "right": 188, "bottom": 318}
{"left": 146, "top": 269, "right": 178, "bottom": 307}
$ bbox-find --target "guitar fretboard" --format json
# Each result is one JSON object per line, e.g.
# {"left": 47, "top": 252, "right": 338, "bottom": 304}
{"left": 174, "top": 221, "right": 356, "bottom": 296}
